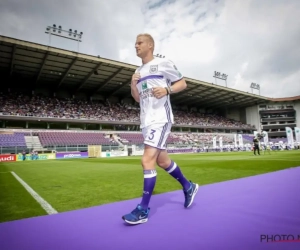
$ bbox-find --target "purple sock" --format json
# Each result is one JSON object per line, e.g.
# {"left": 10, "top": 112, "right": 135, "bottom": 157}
{"left": 165, "top": 161, "right": 191, "bottom": 191}
{"left": 140, "top": 170, "right": 157, "bottom": 210}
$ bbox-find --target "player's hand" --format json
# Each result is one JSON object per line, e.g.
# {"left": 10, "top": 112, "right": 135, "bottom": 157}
{"left": 152, "top": 87, "right": 168, "bottom": 99}
{"left": 131, "top": 73, "right": 141, "bottom": 86}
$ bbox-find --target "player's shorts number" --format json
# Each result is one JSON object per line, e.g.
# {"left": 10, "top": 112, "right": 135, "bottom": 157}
{"left": 148, "top": 129, "right": 156, "bottom": 140}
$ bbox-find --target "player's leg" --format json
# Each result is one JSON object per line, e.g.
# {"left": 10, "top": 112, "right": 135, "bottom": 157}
{"left": 157, "top": 149, "right": 199, "bottom": 208}
{"left": 139, "top": 145, "right": 160, "bottom": 209}
{"left": 257, "top": 146, "right": 260, "bottom": 155}
{"left": 156, "top": 150, "right": 190, "bottom": 190}
{"left": 122, "top": 126, "right": 161, "bottom": 225}
{"left": 155, "top": 123, "right": 199, "bottom": 207}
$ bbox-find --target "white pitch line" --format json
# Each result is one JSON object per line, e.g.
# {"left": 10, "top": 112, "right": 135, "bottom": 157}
{"left": 10, "top": 171, "right": 58, "bottom": 215}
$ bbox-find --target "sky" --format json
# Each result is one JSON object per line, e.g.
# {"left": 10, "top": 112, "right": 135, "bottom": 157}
{"left": 0, "top": 0, "right": 299, "bottom": 98}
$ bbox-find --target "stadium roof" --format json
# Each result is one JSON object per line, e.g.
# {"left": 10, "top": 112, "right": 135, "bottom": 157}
{"left": 0, "top": 35, "right": 281, "bottom": 109}
{"left": 268, "top": 95, "right": 300, "bottom": 102}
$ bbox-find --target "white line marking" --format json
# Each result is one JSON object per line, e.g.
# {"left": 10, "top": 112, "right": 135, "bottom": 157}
{"left": 10, "top": 171, "right": 58, "bottom": 215}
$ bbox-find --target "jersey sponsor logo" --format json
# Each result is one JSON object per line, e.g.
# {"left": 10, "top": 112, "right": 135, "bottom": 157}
{"left": 139, "top": 81, "right": 154, "bottom": 99}
{"left": 141, "top": 81, "right": 148, "bottom": 90}
{"left": 149, "top": 65, "right": 158, "bottom": 73}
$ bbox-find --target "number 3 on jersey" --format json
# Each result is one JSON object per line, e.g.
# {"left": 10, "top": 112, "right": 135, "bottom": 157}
{"left": 148, "top": 129, "right": 156, "bottom": 140}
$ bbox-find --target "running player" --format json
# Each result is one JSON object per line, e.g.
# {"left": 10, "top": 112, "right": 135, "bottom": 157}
{"left": 122, "top": 34, "right": 199, "bottom": 225}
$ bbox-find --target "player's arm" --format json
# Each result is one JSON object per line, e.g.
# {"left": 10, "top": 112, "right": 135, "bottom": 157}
{"left": 162, "top": 60, "right": 187, "bottom": 94}
{"left": 131, "top": 72, "right": 140, "bottom": 103}
{"left": 152, "top": 60, "right": 187, "bottom": 98}
{"left": 168, "top": 78, "right": 187, "bottom": 93}
{"left": 131, "top": 84, "right": 140, "bottom": 103}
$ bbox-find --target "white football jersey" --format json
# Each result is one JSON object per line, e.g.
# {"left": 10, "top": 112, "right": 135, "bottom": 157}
{"left": 135, "top": 57, "right": 183, "bottom": 128}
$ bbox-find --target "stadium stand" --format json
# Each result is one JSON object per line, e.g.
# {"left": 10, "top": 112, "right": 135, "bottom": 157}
{"left": 38, "top": 131, "right": 118, "bottom": 147}
{"left": 0, "top": 35, "right": 299, "bottom": 156}
{"left": 117, "top": 133, "right": 144, "bottom": 145}
{"left": 0, "top": 132, "right": 27, "bottom": 147}
{"left": 0, "top": 130, "right": 240, "bottom": 147}
{"left": 0, "top": 131, "right": 290, "bottom": 148}
{"left": 0, "top": 92, "right": 253, "bottom": 129}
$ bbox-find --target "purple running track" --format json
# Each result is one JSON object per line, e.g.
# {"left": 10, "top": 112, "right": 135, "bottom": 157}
{"left": 0, "top": 167, "right": 299, "bottom": 250}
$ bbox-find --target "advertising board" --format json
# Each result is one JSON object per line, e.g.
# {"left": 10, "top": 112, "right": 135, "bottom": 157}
{"left": 0, "top": 154, "right": 16, "bottom": 162}
{"left": 101, "top": 151, "right": 128, "bottom": 158}
{"left": 56, "top": 152, "right": 88, "bottom": 159}
{"left": 16, "top": 153, "right": 56, "bottom": 161}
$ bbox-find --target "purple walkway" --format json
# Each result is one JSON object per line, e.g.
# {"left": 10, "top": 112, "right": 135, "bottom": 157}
{"left": 1, "top": 167, "right": 300, "bottom": 250}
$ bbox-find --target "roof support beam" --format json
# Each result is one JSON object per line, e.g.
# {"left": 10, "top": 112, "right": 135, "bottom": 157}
{"left": 234, "top": 98, "right": 264, "bottom": 107}
{"left": 92, "top": 68, "right": 124, "bottom": 94}
{"left": 171, "top": 84, "right": 205, "bottom": 102}
{"left": 206, "top": 96, "right": 253, "bottom": 109}
{"left": 35, "top": 51, "right": 49, "bottom": 85}
{"left": 204, "top": 94, "right": 242, "bottom": 108}
{"left": 56, "top": 57, "right": 78, "bottom": 90}
{"left": 10, "top": 45, "right": 17, "bottom": 76}
{"left": 176, "top": 89, "right": 219, "bottom": 105}
{"left": 108, "top": 80, "right": 131, "bottom": 97}
{"left": 75, "top": 62, "right": 102, "bottom": 93}
{"left": 182, "top": 92, "right": 234, "bottom": 108}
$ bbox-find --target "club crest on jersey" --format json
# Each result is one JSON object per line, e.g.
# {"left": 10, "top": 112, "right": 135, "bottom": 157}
{"left": 149, "top": 65, "right": 158, "bottom": 74}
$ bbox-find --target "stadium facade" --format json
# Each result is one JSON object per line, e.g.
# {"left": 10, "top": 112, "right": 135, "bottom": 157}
{"left": 0, "top": 35, "right": 299, "bottom": 155}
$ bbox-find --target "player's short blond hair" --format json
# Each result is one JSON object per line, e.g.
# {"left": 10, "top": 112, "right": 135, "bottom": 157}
{"left": 137, "top": 33, "right": 155, "bottom": 51}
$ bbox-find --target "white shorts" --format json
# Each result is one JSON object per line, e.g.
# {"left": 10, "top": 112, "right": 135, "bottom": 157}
{"left": 142, "top": 123, "right": 172, "bottom": 150}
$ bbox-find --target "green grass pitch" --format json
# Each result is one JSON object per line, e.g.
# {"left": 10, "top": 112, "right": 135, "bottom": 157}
{"left": 0, "top": 150, "right": 299, "bottom": 223}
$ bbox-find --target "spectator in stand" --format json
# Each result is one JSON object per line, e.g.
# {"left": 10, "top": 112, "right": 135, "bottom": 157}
{"left": 0, "top": 92, "right": 253, "bottom": 129}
